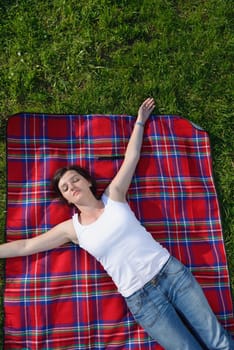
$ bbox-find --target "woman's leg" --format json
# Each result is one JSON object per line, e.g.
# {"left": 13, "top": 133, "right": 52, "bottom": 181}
{"left": 159, "top": 256, "right": 234, "bottom": 349}
{"left": 126, "top": 283, "right": 204, "bottom": 349}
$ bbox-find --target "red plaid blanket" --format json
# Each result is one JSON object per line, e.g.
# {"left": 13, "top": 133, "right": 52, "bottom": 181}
{"left": 5, "top": 113, "right": 234, "bottom": 349}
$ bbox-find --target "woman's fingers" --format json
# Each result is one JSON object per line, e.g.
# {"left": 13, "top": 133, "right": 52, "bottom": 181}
{"left": 142, "top": 97, "right": 155, "bottom": 111}
{"left": 137, "top": 98, "right": 155, "bottom": 123}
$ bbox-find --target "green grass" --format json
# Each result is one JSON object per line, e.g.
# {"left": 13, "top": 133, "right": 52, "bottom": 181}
{"left": 0, "top": 0, "right": 233, "bottom": 346}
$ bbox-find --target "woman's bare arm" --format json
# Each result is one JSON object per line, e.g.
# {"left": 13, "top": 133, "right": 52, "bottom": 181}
{"left": 0, "top": 219, "right": 78, "bottom": 258}
{"left": 105, "top": 98, "right": 155, "bottom": 202}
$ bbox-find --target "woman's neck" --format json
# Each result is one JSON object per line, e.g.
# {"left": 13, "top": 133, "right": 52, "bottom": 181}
{"left": 75, "top": 194, "right": 104, "bottom": 213}
{"left": 77, "top": 198, "right": 105, "bottom": 225}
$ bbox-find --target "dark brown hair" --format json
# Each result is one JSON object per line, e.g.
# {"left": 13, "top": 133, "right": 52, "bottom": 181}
{"left": 52, "top": 165, "right": 98, "bottom": 205}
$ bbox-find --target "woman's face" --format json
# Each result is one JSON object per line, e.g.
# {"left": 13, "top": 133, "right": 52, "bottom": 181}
{"left": 58, "top": 170, "right": 92, "bottom": 205}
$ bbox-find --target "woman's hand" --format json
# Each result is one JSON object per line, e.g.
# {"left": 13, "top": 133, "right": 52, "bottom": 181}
{"left": 137, "top": 97, "right": 155, "bottom": 125}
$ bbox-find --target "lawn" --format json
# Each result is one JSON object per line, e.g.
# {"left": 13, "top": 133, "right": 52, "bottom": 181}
{"left": 0, "top": 0, "right": 233, "bottom": 346}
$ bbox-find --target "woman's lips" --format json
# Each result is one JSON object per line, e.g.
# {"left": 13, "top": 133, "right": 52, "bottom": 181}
{"left": 72, "top": 190, "right": 80, "bottom": 197}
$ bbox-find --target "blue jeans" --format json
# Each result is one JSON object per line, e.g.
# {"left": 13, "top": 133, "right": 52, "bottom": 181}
{"left": 125, "top": 256, "right": 234, "bottom": 350}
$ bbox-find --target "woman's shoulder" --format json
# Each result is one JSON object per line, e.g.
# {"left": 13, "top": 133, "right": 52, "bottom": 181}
{"left": 102, "top": 191, "right": 128, "bottom": 206}
{"left": 103, "top": 184, "right": 128, "bottom": 203}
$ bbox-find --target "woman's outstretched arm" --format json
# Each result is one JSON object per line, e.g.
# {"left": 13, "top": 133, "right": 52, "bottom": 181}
{"left": 105, "top": 97, "right": 155, "bottom": 202}
{"left": 0, "top": 219, "right": 78, "bottom": 258}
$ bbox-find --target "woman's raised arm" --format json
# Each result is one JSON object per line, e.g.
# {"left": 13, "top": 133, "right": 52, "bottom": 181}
{"left": 105, "top": 98, "right": 155, "bottom": 202}
{"left": 0, "top": 219, "right": 78, "bottom": 258}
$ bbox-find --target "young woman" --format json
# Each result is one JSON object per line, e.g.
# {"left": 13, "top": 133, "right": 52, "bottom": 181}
{"left": 0, "top": 98, "right": 233, "bottom": 349}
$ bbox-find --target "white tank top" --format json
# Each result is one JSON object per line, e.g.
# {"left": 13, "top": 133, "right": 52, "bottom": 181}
{"left": 72, "top": 194, "right": 170, "bottom": 297}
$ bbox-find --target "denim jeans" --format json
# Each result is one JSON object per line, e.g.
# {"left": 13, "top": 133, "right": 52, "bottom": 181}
{"left": 125, "top": 256, "right": 234, "bottom": 350}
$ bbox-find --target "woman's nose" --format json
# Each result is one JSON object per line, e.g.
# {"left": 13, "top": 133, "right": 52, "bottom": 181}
{"left": 68, "top": 183, "right": 75, "bottom": 191}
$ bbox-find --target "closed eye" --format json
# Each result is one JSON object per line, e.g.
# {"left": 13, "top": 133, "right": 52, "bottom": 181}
{"left": 61, "top": 184, "right": 68, "bottom": 192}
{"left": 72, "top": 176, "right": 80, "bottom": 183}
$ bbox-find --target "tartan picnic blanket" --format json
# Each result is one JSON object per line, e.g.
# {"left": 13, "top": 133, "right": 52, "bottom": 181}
{"left": 5, "top": 113, "right": 234, "bottom": 349}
